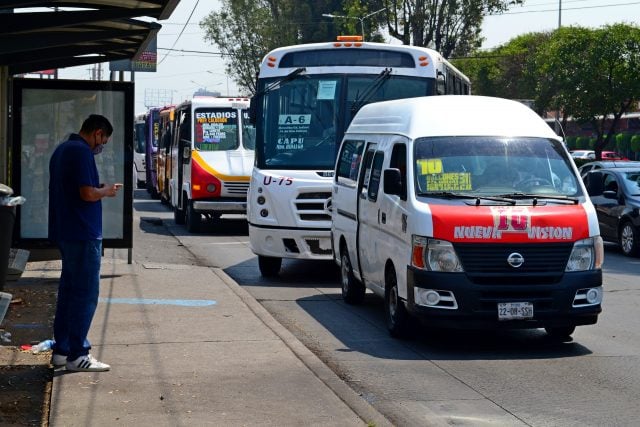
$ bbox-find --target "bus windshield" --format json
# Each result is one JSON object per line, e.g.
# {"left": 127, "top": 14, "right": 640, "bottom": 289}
{"left": 257, "top": 74, "right": 434, "bottom": 170}
{"left": 194, "top": 107, "right": 240, "bottom": 151}
{"left": 134, "top": 122, "right": 145, "bottom": 154}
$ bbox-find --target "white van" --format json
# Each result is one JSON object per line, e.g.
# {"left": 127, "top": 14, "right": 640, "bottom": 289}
{"left": 331, "top": 96, "right": 604, "bottom": 339}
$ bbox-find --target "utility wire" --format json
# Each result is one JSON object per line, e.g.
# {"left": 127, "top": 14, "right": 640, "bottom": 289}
{"left": 490, "top": 0, "right": 640, "bottom": 15}
{"left": 158, "top": 0, "right": 200, "bottom": 65}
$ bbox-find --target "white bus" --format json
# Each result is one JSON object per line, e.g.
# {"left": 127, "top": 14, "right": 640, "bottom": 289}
{"left": 169, "top": 96, "right": 255, "bottom": 232}
{"left": 133, "top": 114, "right": 146, "bottom": 189}
{"left": 247, "top": 36, "right": 470, "bottom": 276}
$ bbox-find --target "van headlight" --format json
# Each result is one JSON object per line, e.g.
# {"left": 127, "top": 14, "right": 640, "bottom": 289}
{"left": 412, "top": 236, "right": 463, "bottom": 272}
{"left": 566, "top": 236, "right": 604, "bottom": 271}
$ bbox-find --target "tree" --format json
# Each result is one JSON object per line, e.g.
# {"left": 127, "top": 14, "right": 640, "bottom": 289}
{"left": 453, "top": 32, "right": 550, "bottom": 110}
{"left": 535, "top": 24, "right": 640, "bottom": 160}
{"left": 201, "top": 0, "right": 343, "bottom": 95}
{"left": 384, "top": 0, "right": 524, "bottom": 57}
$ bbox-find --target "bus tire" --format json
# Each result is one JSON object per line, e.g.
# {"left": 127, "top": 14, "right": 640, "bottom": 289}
{"left": 385, "top": 265, "right": 411, "bottom": 338}
{"left": 341, "top": 249, "right": 364, "bottom": 305}
{"left": 258, "top": 255, "right": 281, "bottom": 277}
{"left": 186, "top": 200, "right": 201, "bottom": 233}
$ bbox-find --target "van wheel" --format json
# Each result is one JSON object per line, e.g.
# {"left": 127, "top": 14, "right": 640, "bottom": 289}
{"left": 258, "top": 256, "right": 281, "bottom": 277}
{"left": 619, "top": 221, "right": 639, "bottom": 257}
{"left": 341, "top": 250, "right": 365, "bottom": 304}
{"left": 174, "top": 204, "right": 186, "bottom": 225}
{"left": 545, "top": 326, "right": 575, "bottom": 341}
{"left": 385, "top": 266, "right": 411, "bottom": 338}
{"left": 186, "top": 200, "right": 201, "bottom": 233}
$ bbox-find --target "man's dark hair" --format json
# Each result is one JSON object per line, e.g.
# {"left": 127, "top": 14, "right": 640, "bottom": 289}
{"left": 80, "top": 114, "right": 113, "bottom": 136}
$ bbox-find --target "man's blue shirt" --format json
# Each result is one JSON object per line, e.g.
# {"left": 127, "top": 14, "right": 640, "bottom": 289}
{"left": 48, "top": 134, "right": 102, "bottom": 242}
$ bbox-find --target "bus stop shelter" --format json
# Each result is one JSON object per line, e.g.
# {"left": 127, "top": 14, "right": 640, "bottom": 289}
{"left": 0, "top": 0, "right": 179, "bottom": 184}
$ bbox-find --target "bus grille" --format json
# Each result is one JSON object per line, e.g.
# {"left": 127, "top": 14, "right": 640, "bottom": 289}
{"left": 454, "top": 242, "right": 573, "bottom": 285}
{"left": 295, "top": 192, "right": 331, "bottom": 222}
{"left": 223, "top": 182, "right": 250, "bottom": 196}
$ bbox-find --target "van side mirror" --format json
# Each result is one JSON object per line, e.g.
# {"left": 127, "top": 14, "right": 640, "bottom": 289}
{"left": 383, "top": 168, "right": 403, "bottom": 197}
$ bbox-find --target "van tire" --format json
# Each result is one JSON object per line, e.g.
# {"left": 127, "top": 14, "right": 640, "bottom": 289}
{"left": 258, "top": 255, "right": 281, "bottom": 277}
{"left": 619, "top": 221, "right": 639, "bottom": 257}
{"left": 545, "top": 326, "right": 575, "bottom": 341}
{"left": 341, "top": 251, "right": 365, "bottom": 304}
{"left": 186, "top": 200, "right": 201, "bottom": 233}
{"left": 385, "top": 266, "right": 411, "bottom": 338}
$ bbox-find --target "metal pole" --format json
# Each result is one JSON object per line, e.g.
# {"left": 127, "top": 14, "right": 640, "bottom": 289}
{"left": 558, "top": 0, "right": 562, "bottom": 27}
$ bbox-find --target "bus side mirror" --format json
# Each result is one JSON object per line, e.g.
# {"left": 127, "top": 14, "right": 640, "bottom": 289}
{"left": 249, "top": 97, "right": 257, "bottom": 125}
{"left": 383, "top": 168, "right": 403, "bottom": 196}
{"left": 182, "top": 145, "right": 191, "bottom": 162}
{"left": 436, "top": 71, "right": 446, "bottom": 95}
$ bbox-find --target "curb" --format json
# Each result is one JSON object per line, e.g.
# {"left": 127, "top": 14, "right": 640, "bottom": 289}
{"left": 211, "top": 267, "right": 393, "bottom": 427}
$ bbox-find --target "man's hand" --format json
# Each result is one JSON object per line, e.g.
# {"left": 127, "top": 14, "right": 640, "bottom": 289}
{"left": 80, "top": 183, "right": 122, "bottom": 201}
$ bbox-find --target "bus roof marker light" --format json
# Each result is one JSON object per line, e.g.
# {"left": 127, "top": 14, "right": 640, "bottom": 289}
{"left": 333, "top": 42, "right": 342, "bottom": 47}
{"left": 337, "top": 35, "right": 363, "bottom": 42}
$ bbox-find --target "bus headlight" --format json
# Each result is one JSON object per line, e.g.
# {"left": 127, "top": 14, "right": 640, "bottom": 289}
{"left": 566, "top": 236, "right": 604, "bottom": 271}
{"left": 412, "top": 236, "right": 463, "bottom": 272}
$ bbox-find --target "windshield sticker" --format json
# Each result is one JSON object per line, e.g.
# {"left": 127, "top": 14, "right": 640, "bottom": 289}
{"left": 195, "top": 111, "right": 237, "bottom": 146}
{"left": 277, "top": 114, "right": 311, "bottom": 150}
{"left": 317, "top": 81, "right": 337, "bottom": 100}
{"left": 417, "top": 159, "right": 443, "bottom": 174}
{"left": 425, "top": 173, "right": 472, "bottom": 191}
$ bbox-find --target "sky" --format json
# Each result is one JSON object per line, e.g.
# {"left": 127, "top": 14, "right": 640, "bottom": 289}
{"left": 55, "top": 0, "right": 640, "bottom": 115}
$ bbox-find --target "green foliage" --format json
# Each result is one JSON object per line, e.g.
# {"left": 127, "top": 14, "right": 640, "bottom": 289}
{"left": 200, "top": 0, "right": 344, "bottom": 95}
{"left": 453, "top": 32, "right": 550, "bottom": 109}
{"left": 565, "top": 136, "right": 577, "bottom": 150}
{"left": 534, "top": 24, "right": 640, "bottom": 158}
{"left": 616, "top": 133, "right": 632, "bottom": 153}
{"left": 576, "top": 136, "right": 591, "bottom": 149}
{"left": 632, "top": 134, "right": 640, "bottom": 152}
{"left": 385, "top": 1, "right": 523, "bottom": 57}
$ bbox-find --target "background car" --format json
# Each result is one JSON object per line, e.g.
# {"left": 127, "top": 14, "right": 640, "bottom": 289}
{"left": 601, "top": 151, "right": 629, "bottom": 161}
{"left": 570, "top": 150, "right": 595, "bottom": 160}
{"left": 578, "top": 160, "right": 640, "bottom": 178}
{"left": 583, "top": 166, "right": 640, "bottom": 256}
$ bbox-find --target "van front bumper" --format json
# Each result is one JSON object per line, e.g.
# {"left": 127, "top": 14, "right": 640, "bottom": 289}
{"left": 406, "top": 267, "right": 602, "bottom": 330}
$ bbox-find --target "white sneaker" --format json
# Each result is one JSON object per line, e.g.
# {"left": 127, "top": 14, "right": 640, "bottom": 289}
{"left": 51, "top": 353, "right": 67, "bottom": 367}
{"left": 66, "top": 354, "right": 110, "bottom": 372}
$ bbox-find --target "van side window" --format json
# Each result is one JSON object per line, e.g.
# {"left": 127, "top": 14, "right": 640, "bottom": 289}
{"left": 367, "top": 151, "right": 385, "bottom": 201}
{"left": 336, "top": 140, "right": 365, "bottom": 187}
{"left": 360, "top": 147, "right": 377, "bottom": 192}
{"left": 389, "top": 143, "right": 407, "bottom": 200}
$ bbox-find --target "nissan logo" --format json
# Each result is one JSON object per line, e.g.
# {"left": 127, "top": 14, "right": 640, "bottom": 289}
{"left": 507, "top": 252, "right": 525, "bottom": 268}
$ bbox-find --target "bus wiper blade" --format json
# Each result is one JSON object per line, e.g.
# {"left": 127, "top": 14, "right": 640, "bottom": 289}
{"left": 257, "top": 67, "right": 306, "bottom": 96}
{"left": 417, "top": 192, "right": 516, "bottom": 205}
{"left": 351, "top": 68, "right": 392, "bottom": 117}
{"left": 499, "top": 192, "right": 579, "bottom": 204}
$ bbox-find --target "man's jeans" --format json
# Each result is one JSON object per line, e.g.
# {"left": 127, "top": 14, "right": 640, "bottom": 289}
{"left": 53, "top": 239, "right": 101, "bottom": 361}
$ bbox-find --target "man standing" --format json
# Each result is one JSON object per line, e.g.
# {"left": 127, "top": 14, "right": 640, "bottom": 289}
{"left": 48, "top": 114, "right": 121, "bottom": 372}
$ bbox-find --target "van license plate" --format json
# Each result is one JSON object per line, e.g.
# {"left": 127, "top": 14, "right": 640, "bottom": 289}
{"left": 498, "top": 302, "right": 533, "bottom": 320}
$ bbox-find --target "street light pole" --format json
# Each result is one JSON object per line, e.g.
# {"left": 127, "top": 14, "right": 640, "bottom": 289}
{"left": 322, "top": 7, "right": 386, "bottom": 41}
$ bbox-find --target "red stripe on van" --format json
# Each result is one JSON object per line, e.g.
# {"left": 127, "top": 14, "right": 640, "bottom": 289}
{"left": 428, "top": 204, "right": 590, "bottom": 243}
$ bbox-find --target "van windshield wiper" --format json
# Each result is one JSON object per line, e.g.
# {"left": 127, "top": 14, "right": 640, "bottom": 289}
{"left": 417, "top": 191, "right": 517, "bottom": 205}
{"left": 498, "top": 192, "right": 580, "bottom": 205}
{"left": 351, "top": 68, "right": 392, "bottom": 117}
{"left": 256, "top": 67, "right": 306, "bottom": 96}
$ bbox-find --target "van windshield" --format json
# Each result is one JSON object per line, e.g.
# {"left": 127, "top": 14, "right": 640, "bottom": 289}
{"left": 413, "top": 136, "right": 583, "bottom": 198}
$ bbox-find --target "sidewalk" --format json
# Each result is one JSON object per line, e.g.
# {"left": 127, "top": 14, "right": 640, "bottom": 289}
{"left": 41, "top": 256, "right": 391, "bottom": 426}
